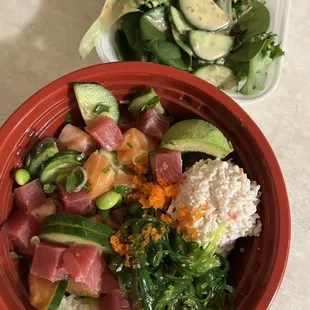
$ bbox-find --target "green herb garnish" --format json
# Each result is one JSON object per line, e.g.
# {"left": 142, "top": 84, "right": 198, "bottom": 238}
{"left": 93, "top": 103, "right": 110, "bottom": 115}
{"left": 65, "top": 112, "right": 73, "bottom": 124}
{"left": 65, "top": 169, "right": 86, "bottom": 193}
{"left": 101, "top": 165, "right": 112, "bottom": 173}
{"left": 141, "top": 96, "right": 161, "bottom": 112}
{"left": 127, "top": 143, "right": 133, "bottom": 148}
{"left": 43, "top": 184, "right": 57, "bottom": 194}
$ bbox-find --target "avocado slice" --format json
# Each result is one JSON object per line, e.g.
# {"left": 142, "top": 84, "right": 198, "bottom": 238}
{"left": 160, "top": 119, "right": 233, "bottom": 158}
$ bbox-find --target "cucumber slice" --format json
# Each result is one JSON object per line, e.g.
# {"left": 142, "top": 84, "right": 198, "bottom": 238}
{"left": 48, "top": 280, "right": 67, "bottom": 310}
{"left": 98, "top": 149, "right": 133, "bottom": 174}
{"left": 128, "top": 88, "right": 165, "bottom": 119}
{"left": 179, "top": 0, "right": 229, "bottom": 31}
{"left": 171, "top": 24, "right": 193, "bottom": 57}
{"left": 73, "top": 83, "right": 120, "bottom": 125}
{"left": 39, "top": 151, "right": 83, "bottom": 184}
{"left": 194, "top": 65, "right": 238, "bottom": 91}
{"left": 28, "top": 137, "right": 59, "bottom": 177}
{"left": 40, "top": 213, "right": 114, "bottom": 253}
{"left": 170, "top": 6, "right": 193, "bottom": 35}
{"left": 189, "top": 30, "right": 233, "bottom": 61}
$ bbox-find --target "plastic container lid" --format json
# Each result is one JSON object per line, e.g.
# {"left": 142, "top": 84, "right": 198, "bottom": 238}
{"left": 96, "top": 0, "right": 291, "bottom": 105}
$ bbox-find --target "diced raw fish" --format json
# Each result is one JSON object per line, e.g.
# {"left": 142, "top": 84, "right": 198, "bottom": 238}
{"left": 100, "top": 289, "right": 132, "bottom": 310}
{"left": 155, "top": 151, "right": 182, "bottom": 184}
{"left": 14, "top": 179, "right": 46, "bottom": 213}
{"left": 63, "top": 244, "right": 103, "bottom": 293}
{"left": 31, "top": 198, "right": 57, "bottom": 222}
{"left": 114, "top": 170, "right": 135, "bottom": 188}
{"left": 58, "top": 184, "right": 92, "bottom": 216}
{"left": 30, "top": 243, "right": 68, "bottom": 282}
{"left": 117, "top": 128, "right": 157, "bottom": 167}
{"left": 1, "top": 211, "right": 41, "bottom": 255}
{"left": 100, "top": 260, "right": 119, "bottom": 294}
{"left": 50, "top": 137, "right": 67, "bottom": 152}
{"left": 136, "top": 108, "right": 170, "bottom": 141}
{"left": 86, "top": 117, "right": 123, "bottom": 152}
{"left": 67, "top": 278, "right": 100, "bottom": 298}
{"left": 118, "top": 104, "right": 135, "bottom": 132}
{"left": 28, "top": 274, "right": 59, "bottom": 310}
{"left": 58, "top": 124, "right": 97, "bottom": 155}
{"left": 83, "top": 151, "right": 115, "bottom": 199}
{"left": 110, "top": 206, "right": 127, "bottom": 225}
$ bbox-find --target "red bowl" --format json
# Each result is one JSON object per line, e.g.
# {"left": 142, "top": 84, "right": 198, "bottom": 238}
{"left": 0, "top": 62, "right": 290, "bottom": 310}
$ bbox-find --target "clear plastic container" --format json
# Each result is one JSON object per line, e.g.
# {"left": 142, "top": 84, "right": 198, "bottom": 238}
{"left": 96, "top": 0, "right": 291, "bottom": 105}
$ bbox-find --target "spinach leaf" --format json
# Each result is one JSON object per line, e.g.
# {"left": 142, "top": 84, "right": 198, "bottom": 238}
{"left": 147, "top": 38, "right": 191, "bottom": 70}
{"left": 235, "top": 1, "right": 270, "bottom": 39}
{"left": 115, "top": 29, "right": 137, "bottom": 61}
{"left": 228, "top": 38, "right": 266, "bottom": 62}
{"left": 140, "top": 7, "right": 192, "bottom": 70}
{"left": 239, "top": 35, "right": 284, "bottom": 95}
{"left": 140, "top": 13, "right": 166, "bottom": 42}
{"left": 121, "top": 12, "right": 147, "bottom": 60}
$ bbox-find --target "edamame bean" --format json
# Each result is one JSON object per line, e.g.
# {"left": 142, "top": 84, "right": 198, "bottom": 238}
{"left": 15, "top": 169, "right": 30, "bottom": 186}
{"left": 96, "top": 191, "right": 122, "bottom": 210}
{"left": 128, "top": 201, "right": 142, "bottom": 216}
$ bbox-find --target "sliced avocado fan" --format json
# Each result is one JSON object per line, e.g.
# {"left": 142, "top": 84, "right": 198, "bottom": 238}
{"left": 160, "top": 119, "right": 233, "bottom": 158}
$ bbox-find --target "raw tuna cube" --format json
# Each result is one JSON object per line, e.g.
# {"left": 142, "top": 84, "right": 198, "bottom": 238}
{"left": 30, "top": 243, "right": 68, "bottom": 282}
{"left": 58, "top": 184, "right": 92, "bottom": 216}
{"left": 1, "top": 211, "right": 41, "bottom": 255}
{"left": 110, "top": 206, "right": 127, "bottom": 225}
{"left": 155, "top": 151, "right": 182, "bottom": 184}
{"left": 136, "top": 109, "right": 170, "bottom": 141}
{"left": 100, "top": 289, "right": 132, "bottom": 310}
{"left": 59, "top": 124, "right": 97, "bottom": 155}
{"left": 63, "top": 244, "right": 103, "bottom": 293}
{"left": 118, "top": 104, "right": 135, "bottom": 132}
{"left": 101, "top": 261, "right": 119, "bottom": 294}
{"left": 86, "top": 117, "right": 123, "bottom": 152}
{"left": 14, "top": 179, "right": 46, "bottom": 213}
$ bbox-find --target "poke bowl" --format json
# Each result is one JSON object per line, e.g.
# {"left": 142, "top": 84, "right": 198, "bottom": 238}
{"left": 0, "top": 62, "right": 290, "bottom": 310}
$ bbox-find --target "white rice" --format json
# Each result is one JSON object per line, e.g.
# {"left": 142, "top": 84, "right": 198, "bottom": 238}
{"left": 58, "top": 295, "right": 98, "bottom": 310}
{"left": 167, "top": 158, "right": 262, "bottom": 255}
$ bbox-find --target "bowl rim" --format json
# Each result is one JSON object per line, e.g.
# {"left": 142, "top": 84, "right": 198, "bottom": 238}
{"left": 0, "top": 62, "right": 290, "bottom": 310}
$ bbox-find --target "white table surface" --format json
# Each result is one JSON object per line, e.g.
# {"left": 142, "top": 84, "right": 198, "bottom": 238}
{"left": 0, "top": 1, "right": 309, "bottom": 309}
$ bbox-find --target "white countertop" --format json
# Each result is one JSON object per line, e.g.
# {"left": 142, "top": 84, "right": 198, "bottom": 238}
{"left": 0, "top": 1, "right": 309, "bottom": 309}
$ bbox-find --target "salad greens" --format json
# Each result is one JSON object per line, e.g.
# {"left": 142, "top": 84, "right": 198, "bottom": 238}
{"left": 79, "top": 0, "right": 284, "bottom": 95}
{"left": 109, "top": 211, "right": 233, "bottom": 309}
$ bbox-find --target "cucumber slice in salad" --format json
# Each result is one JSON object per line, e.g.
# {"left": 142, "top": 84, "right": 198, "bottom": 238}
{"left": 179, "top": 0, "right": 229, "bottom": 31}
{"left": 39, "top": 151, "right": 84, "bottom": 184}
{"left": 40, "top": 213, "right": 114, "bottom": 253}
{"left": 73, "top": 83, "right": 120, "bottom": 125}
{"left": 170, "top": 6, "right": 193, "bottom": 35}
{"left": 194, "top": 65, "right": 238, "bottom": 91}
{"left": 189, "top": 30, "right": 234, "bottom": 61}
{"left": 28, "top": 137, "right": 59, "bottom": 177}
